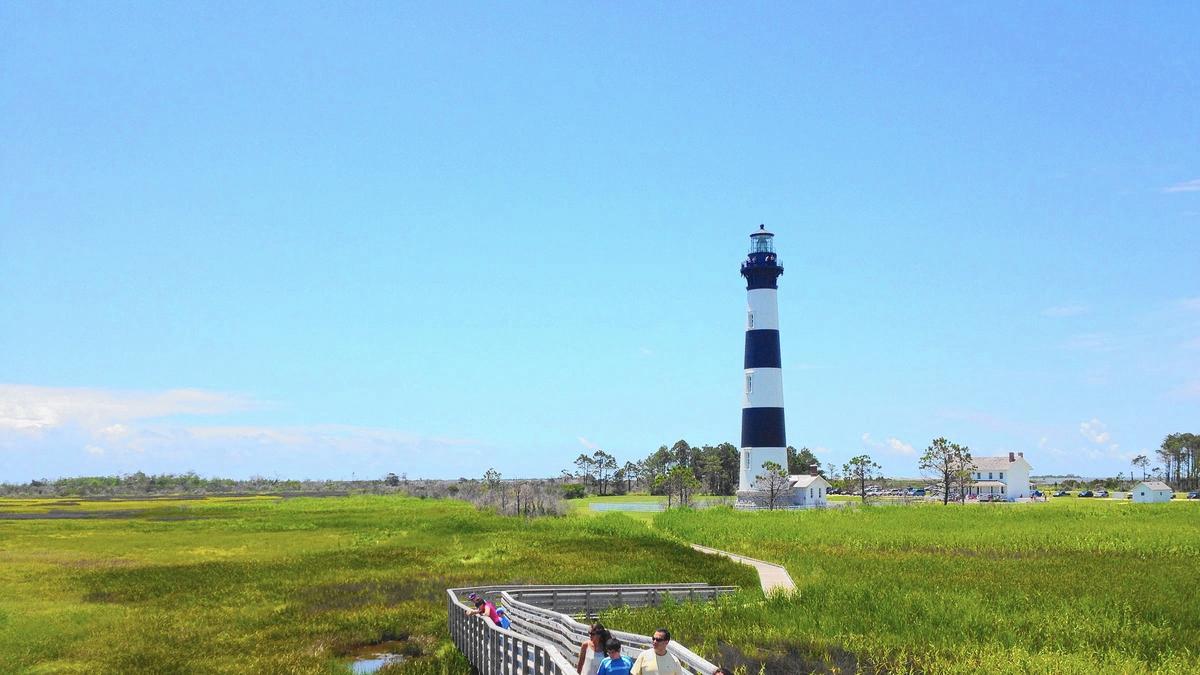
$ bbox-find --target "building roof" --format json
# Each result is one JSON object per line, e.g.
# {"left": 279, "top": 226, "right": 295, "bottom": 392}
{"left": 1135, "top": 481, "right": 1172, "bottom": 491}
{"left": 789, "top": 475, "right": 830, "bottom": 489}
{"left": 971, "top": 480, "right": 1007, "bottom": 487}
{"left": 970, "top": 455, "right": 1027, "bottom": 470}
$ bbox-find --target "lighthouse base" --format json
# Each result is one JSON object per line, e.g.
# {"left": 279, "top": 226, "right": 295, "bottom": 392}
{"left": 734, "top": 488, "right": 798, "bottom": 510}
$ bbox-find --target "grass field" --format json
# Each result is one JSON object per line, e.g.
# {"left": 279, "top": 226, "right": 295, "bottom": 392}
{"left": 2, "top": 495, "right": 1197, "bottom": 673}
{"left": 643, "top": 500, "right": 1200, "bottom": 673}
{"left": 0, "top": 495, "right": 753, "bottom": 674}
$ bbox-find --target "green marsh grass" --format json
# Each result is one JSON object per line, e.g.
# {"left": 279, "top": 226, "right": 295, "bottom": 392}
{"left": 6, "top": 494, "right": 1196, "bottom": 673}
{"left": 0, "top": 495, "right": 754, "bottom": 673}
{"left": 640, "top": 500, "right": 1200, "bottom": 673}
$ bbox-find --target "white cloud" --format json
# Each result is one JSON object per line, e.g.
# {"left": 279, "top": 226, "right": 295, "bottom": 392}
{"left": 577, "top": 436, "right": 601, "bottom": 450}
{"left": 1041, "top": 305, "right": 1089, "bottom": 317}
{"left": 0, "top": 384, "right": 255, "bottom": 432}
{"left": 1162, "top": 178, "right": 1200, "bottom": 193}
{"left": 0, "top": 384, "right": 490, "bottom": 481}
{"left": 1079, "top": 418, "right": 1111, "bottom": 445}
{"left": 861, "top": 433, "right": 915, "bottom": 455}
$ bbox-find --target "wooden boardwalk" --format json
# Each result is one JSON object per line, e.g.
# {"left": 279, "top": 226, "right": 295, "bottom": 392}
{"left": 689, "top": 544, "right": 796, "bottom": 594}
{"left": 447, "top": 583, "right": 735, "bottom": 674}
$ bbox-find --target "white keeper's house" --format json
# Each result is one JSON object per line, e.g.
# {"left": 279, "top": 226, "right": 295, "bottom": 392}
{"left": 967, "top": 452, "right": 1032, "bottom": 500}
{"left": 1130, "top": 480, "right": 1173, "bottom": 503}
{"left": 789, "top": 474, "right": 830, "bottom": 507}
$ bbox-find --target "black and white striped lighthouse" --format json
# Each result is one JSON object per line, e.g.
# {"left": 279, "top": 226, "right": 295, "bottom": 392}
{"left": 737, "top": 225, "right": 788, "bottom": 505}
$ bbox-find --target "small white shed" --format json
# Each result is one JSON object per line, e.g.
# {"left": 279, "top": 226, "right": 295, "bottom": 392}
{"left": 789, "top": 474, "right": 830, "bottom": 507}
{"left": 1131, "top": 481, "right": 1173, "bottom": 503}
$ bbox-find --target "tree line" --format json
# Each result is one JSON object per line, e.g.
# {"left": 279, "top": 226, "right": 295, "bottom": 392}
{"left": 567, "top": 440, "right": 826, "bottom": 499}
{"left": 0, "top": 472, "right": 378, "bottom": 497}
{"left": 1147, "top": 432, "right": 1199, "bottom": 489}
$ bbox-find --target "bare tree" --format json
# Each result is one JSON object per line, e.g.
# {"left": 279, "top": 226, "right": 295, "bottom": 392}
{"left": 756, "top": 461, "right": 792, "bottom": 510}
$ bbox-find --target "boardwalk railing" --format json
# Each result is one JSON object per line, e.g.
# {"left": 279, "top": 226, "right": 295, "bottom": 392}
{"left": 447, "top": 583, "right": 736, "bottom": 675}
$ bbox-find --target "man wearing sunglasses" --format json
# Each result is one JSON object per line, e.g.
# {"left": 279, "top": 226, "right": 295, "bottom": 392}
{"left": 630, "top": 628, "right": 684, "bottom": 675}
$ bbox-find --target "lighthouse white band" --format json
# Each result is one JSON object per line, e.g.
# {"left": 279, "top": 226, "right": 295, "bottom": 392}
{"left": 739, "top": 446, "right": 789, "bottom": 491}
{"left": 743, "top": 367, "right": 784, "bottom": 408}
{"left": 747, "top": 289, "right": 779, "bottom": 330}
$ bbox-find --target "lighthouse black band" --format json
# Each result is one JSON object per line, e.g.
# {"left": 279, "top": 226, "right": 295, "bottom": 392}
{"left": 741, "top": 262, "right": 784, "bottom": 290}
{"left": 744, "top": 330, "right": 781, "bottom": 369}
{"left": 741, "top": 407, "right": 786, "bottom": 448}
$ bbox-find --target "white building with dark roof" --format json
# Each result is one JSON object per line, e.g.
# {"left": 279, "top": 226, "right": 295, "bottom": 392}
{"left": 966, "top": 452, "right": 1032, "bottom": 500}
{"left": 1130, "top": 481, "right": 1173, "bottom": 503}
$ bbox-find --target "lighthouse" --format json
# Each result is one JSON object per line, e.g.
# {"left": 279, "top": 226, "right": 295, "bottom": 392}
{"left": 736, "top": 225, "right": 789, "bottom": 507}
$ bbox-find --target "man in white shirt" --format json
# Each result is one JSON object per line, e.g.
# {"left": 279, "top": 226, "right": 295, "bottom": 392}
{"left": 631, "top": 628, "right": 684, "bottom": 675}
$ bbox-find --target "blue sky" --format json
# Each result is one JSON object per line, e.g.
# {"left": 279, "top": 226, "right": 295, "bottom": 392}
{"left": 2, "top": 2, "right": 1197, "bottom": 482}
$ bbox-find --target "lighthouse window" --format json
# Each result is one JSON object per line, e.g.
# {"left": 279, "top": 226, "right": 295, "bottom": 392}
{"left": 748, "top": 311, "right": 754, "bottom": 329}
{"left": 745, "top": 374, "right": 753, "bottom": 394}
{"left": 751, "top": 235, "right": 774, "bottom": 254}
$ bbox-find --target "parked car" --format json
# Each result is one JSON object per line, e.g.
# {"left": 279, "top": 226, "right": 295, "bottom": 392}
{"left": 912, "top": 488, "right": 926, "bottom": 497}
{"left": 1031, "top": 490, "right": 1044, "bottom": 498}
{"left": 1188, "top": 491, "right": 1200, "bottom": 500}
{"left": 1095, "top": 489, "right": 1109, "bottom": 498}
{"left": 1126, "top": 493, "right": 1132, "bottom": 499}
{"left": 1078, "top": 490, "right": 1094, "bottom": 498}
{"left": 1053, "top": 490, "right": 1070, "bottom": 497}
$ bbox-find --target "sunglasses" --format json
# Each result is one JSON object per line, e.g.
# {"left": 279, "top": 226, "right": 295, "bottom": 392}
{"left": 651, "top": 637, "right": 667, "bottom": 643}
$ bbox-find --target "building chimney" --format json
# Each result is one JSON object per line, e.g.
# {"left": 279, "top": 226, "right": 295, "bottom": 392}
{"left": 810, "top": 467, "right": 819, "bottom": 476}
{"left": 1008, "top": 451, "right": 1015, "bottom": 462}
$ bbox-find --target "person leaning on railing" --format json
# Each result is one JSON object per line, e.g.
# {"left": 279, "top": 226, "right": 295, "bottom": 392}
{"left": 630, "top": 628, "right": 684, "bottom": 675}
{"left": 464, "top": 592, "right": 501, "bottom": 625}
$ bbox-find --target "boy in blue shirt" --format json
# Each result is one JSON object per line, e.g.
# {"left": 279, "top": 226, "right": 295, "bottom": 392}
{"left": 597, "top": 638, "right": 634, "bottom": 675}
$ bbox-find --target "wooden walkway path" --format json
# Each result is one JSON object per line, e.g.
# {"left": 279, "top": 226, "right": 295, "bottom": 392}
{"left": 447, "top": 583, "right": 734, "bottom": 674}
{"left": 689, "top": 544, "right": 796, "bottom": 594}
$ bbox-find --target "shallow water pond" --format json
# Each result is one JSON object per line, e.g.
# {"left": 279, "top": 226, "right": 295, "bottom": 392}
{"left": 346, "top": 641, "right": 407, "bottom": 673}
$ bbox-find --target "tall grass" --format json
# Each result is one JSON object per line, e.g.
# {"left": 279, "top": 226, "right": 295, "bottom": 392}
{"left": 641, "top": 501, "right": 1200, "bottom": 673}
{"left": 0, "top": 495, "right": 754, "bottom": 673}
{"left": 6, "top": 495, "right": 1195, "bottom": 673}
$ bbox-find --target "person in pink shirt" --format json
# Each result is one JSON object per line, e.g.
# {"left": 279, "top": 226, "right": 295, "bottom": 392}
{"left": 464, "top": 592, "right": 502, "bottom": 625}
